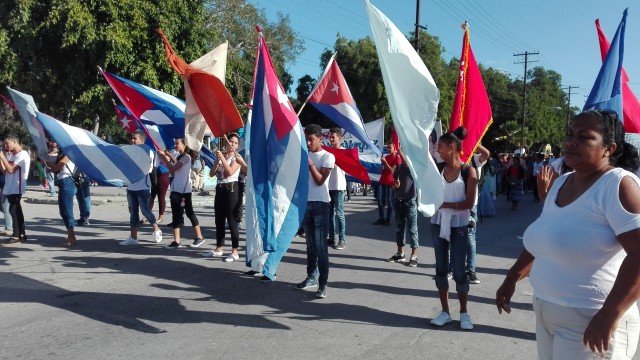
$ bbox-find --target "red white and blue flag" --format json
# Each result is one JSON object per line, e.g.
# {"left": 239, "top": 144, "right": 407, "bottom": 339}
{"left": 307, "top": 56, "right": 381, "bottom": 157}
{"left": 245, "top": 34, "right": 309, "bottom": 279}
{"left": 100, "top": 69, "right": 186, "bottom": 141}
{"left": 113, "top": 104, "right": 172, "bottom": 150}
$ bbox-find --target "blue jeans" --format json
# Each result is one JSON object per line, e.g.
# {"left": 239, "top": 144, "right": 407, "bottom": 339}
{"left": 47, "top": 171, "right": 56, "bottom": 195}
{"left": 377, "top": 184, "right": 393, "bottom": 221}
{"left": 75, "top": 180, "right": 91, "bottom": 221}
{"left": 1, "top": 192, "right": 11, "bottom": 231}
{"left": 127, "top": 189, "right": 157, "bottom": 228}
{"left": 329, "top": 190, "right": 345, "bottom": 242}
{"left": 57, "top": 177, "right": 76, "bottom": 229}
{"left": 303, "top": 201, "right": 330, "bottom": 287}
{"left": 431, "top": 224, "right": 469, "bottom": 294}
{"left": 394, "top": 197, "right": 419, "bottom": 249}
{"left": 467, "top": 205, "right": 478, "bottom": 272}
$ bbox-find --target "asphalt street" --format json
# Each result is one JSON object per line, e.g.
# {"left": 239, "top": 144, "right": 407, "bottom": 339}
{"left": 1, "top": 184, "right": 636, "bottom": 360}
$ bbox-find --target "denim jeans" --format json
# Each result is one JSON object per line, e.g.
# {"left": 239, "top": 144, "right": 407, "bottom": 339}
{"left": 127, "top": 189, "right": 156, "bottom": 228}
{"left": 47, "top": 171, "right": 57, "bottom": 195}
{"left": 1, "top": 192, "right": 11, "bottom": 231}
{"left": 303, "top": 201, "right": 330, "bottom": 287}
{"left": 394, "top": 197, "right": 419, "bottom": 249}
{"left": 377, "top": 184, "right": 393, "bottom": 221}
{"left": 57, "top": 177, "right": 76, "bottom": 229}
{"left": 467, "top": 205, "right": 478, "bottom": 272}
{"left": 329, "top": 190, "right": 345, "bottom": 242}
{"left": 431, "top": 224, "right": 469, "bottom": 294}
{"left": 75, "top": 179, "right": 91, "bottom": 221}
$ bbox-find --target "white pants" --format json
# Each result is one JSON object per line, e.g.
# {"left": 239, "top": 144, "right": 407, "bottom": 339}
{"left": 534, "top": 296, "right": 639, "bottom": 360}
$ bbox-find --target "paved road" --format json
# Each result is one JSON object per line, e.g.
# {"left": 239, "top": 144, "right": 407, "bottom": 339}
{"left": 0, "top": 185, "right": 636, "bottom": 359}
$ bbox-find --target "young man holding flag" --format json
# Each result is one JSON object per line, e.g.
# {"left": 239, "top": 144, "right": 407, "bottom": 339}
{"left": 296, "top": 124, "right": 335, "bottom": 299}
{"left": 0, "top": 135, "right": 30, "bottom": 244}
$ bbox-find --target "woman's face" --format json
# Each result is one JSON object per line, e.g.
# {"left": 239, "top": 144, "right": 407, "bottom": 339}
{"left": 563, "top": 114, "right": 613, "bottom": 170}
{"left": 226, "top": 136, "right": 239, "bottom": 152}
{"left": 437, "top": 140, "right": 454, "bottom": 161}
{"left": 174, "top": 140, "right": 185, "bottom": 152}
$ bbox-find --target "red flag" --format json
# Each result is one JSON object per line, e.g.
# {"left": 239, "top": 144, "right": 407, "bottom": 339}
{"left": 321, "top": 146, "right": 371, "bottom": 184}
{"left": 449, "top": 23, "right": 493, "bottom": 163}
{"left": 156, "top": 29, "right": 243, "bottom": 137}
{"left": 596, "top": 19, "right": 640, "bottom": 133}
{"left": 391, "top": 127, "right": 400, "bottom": 152}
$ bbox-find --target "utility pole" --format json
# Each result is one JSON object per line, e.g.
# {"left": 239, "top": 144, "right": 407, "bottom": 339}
{"left": 414, "top": 0, "right": 421, "bottom": 53}
{"left": 563, "top": 85, "right": 579, "bottom": 123}
{"left": 514, "top": 51, "right": 538, "bottom": 154}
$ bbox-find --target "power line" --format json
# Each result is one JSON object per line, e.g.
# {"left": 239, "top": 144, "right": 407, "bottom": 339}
{"left": 514, "top": 51, "right": 539, "bottom": 151}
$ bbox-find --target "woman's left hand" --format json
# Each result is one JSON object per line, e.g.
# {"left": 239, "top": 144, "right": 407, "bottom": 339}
{"left": 583, "top": 310, "right": 617, "bottom": 355}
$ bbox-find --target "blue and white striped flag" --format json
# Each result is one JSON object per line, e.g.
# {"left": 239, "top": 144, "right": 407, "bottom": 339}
{"left": 245, "top": 35, "right": 309, "bottom": 279}
{"left": 36, "top": 113, "right": 152, "bottom": 187}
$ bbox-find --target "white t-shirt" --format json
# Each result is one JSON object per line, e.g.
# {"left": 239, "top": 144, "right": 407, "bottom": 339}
{"left": 328, "top": 148, "right": 347, "bottom": 191}
{"left": 128, "top": 149, "right": 154, "bottom": 191}
{"left": 308, "top": 149, "right": 335, "bottom": 202}
{"left": 217, "top": 155, "right": 240, "bottom": 184}
{"left": 170, "top": 153, "right": 192, "bottom": 194}
{"left": 524, "top": 168, "right": 640, "bottom": 309}
{"left": 4, "top": 150, "right": 30, "bottom": 195}
{"left": 57, "top": 159, "right": 75, "bottom": 180}
{"left": 472, "top": 154, "right": 486, "bottom": 206}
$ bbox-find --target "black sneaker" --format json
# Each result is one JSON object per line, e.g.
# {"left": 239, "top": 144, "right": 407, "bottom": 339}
{"left": 373, "top": 219, "right": 385, "bottom": 225}
{"left": 243, "top": 270, "right": 260, "bottom": 277}
{"left": 335, "top": 241, "right": 346, "bottom": 250}
{"left": 164, "top": 241, "right": 184, "bottom": 250}
{"left": 260, "top": 275, "right": 274, "bottom": 283}
{"left": 384, "top": 219, "right": 391, "bottom": 225}
{"left": 388, "top": 252, "right": 405, "bottom": 262}
{"left": 328, "top": 239, "right": 336, "bottom": 248}
{"left": 295, "top": 278, "right": 318, "bottom": 290}
{"left": 468, "top": 271, "right": 481, "bottom": 284}
{"left": 409, "top": 255, "right": 418, "bottom": 267}
{"left": 189, "top": 238, "right": 206, "bottom": 248}
{"left": 315, "top": 286, "right": 327, "bottom": 299}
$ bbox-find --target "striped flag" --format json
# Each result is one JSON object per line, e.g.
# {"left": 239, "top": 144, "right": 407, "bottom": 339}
{"left": 199, "top": 145, "right": 218, "bottom": 169}
{"left": 113, "top": 104, "right": 172, "bottom": 150}
{"left": 100, "top": 69, "right": 186, "bottom": 140}
{"left": 595, "top": 16, "right": 639, "bottom": 133}
{"left": 449, "top": 23, "right": 493, "bottom": 164}
{"left": 8, "top": 88, "right": 152, "bottom": 187}
{"left": 245, "top": 34, "right": 309, "bottom": 279}
{"left": 6, "top": 87, "right": 51, "bottom": 161}
{"left": 306, "top": 56, "right": 381, "bottom": 157}
{"left": 366, "top": 0, "right": 443, "bottom": 216}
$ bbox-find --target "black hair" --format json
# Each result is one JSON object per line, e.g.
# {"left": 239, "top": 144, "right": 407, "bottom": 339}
{"left": 439, "top": 126, "right": 467, "bottom": 152}
{"left": 132, "top": 129, "right": 147, "bottom": 142}
{"left": 329, "top": 127, "right": 342, "bottom": 135}
{"left": 227, "top": 132, "right": 240, "bottom": 141}
{"left": 574, "top": 110, "right": 639, "bottom": 172}
{"left": 305, "top": 124, "right": 322, "bottom": 138}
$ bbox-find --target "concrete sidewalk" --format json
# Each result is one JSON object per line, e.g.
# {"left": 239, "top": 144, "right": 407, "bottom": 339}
{"left": 0, "top": 190, "right": 635, "bottom": 360}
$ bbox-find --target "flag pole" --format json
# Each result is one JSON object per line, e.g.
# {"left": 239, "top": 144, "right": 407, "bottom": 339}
{"left": 0, "top": 94, "right": 17, "bottom": 111}
{"left": 296, "top": 52, "right": 337, "bottom": 116}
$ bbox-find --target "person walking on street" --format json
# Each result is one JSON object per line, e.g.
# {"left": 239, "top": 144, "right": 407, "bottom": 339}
{"left": 328, "top": 127, "right": 347, "bottom": 250}
{"left": 0, "top": 135, "right": 30, "bottom": 244}
{"left": 388, "top": 146, "right": 419, "bottom": 267}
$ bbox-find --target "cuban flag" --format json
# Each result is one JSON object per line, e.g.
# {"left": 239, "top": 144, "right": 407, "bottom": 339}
{"left": 113, "top": 104, "right": 172, "bottom": 150}
{"left": 245, "top": 34, "right": 309, "bottom": 280}
{"left": 100, "top": 69, "right": 186, "bottom": 140}
{"left": 8, "top": 88, "right": 152, "bottom": 187}
{"left": 307, "top": 56, "right": 381, "bottom": 157}
{"left": 199, "top": 145, "right": 217, "bottom": 169}
{"left": 6, "top": 87, "right": 51, "bottom": 161}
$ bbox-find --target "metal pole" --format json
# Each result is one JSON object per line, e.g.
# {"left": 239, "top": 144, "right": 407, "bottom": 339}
{"left": 521, "top": 52, "right": 528, "bottom": 153}
{"left": 414, "top": 0, "right": 420, "bottom": 52}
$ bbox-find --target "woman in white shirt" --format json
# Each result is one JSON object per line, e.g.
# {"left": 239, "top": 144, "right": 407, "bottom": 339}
{"left": 45, "top": 152, "right": 77, "bottom": 246}
{"left": 430, "top": 126, "right": 478, "bottom": 330}
{"left": 204, "top": 133, "right": 241, "bottom": 262}
{"left": 496, "top": 109, "right": 640, "bottom": 359}
{"left": 158, "top": 138, "right": 204, "bottom": 249}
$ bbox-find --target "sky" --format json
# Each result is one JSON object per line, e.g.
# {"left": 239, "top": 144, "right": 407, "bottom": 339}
{"left": 247, "top": 0, "right": 640, "bottom": 111}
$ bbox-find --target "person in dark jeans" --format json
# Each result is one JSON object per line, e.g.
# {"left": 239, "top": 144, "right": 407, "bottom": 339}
{"left": 388, "top": 147, "right": 419, "bottom": 266}
{"left": 375, "top": 142, "right": 400, "bottom": 225}
{"left": 0, "top": 134, "right": 30, "bottom": 244}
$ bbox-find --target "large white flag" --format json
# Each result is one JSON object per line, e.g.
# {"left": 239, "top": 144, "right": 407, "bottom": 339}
{"left": 366, "top": 0, "right": 443, "bottom": 216}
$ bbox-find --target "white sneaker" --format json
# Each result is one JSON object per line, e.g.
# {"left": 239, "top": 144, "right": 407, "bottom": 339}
{"left": 460, "top": 312, "right": 474, "bottom": 330}
{"left": 430, "top": 311, "right": 452, "bottom": 326}
{"left": 153, "top": 230, "right": 163, "bottom": 243}
{"left": 201, "top": 250, "right": 224, "bottom": 257}
{"left": 224, "top": 254, "right": 240, "bottom": 262}
{"left": 119, "top": 236, "right": 139, "bottom": 246}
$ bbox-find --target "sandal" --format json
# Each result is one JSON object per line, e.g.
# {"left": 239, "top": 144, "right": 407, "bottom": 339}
{"left": 5, "top": 237, "right": 21, "bottom": 244}
{"left": 157, "top": 217, "right": 164, "bottom": 224}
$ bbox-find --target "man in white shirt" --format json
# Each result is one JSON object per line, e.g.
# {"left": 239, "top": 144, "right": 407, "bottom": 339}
{"left": 295, "top": 124, "right": 335, "bottom": 299}
{"left": 0, "top": 134, "right": 30, "bottom": 244}
{"left": 328, "top": 127, "right": 347, "bottom": 250}
{"left": 119, "top": 130, "right": 163, "bottom": 245}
